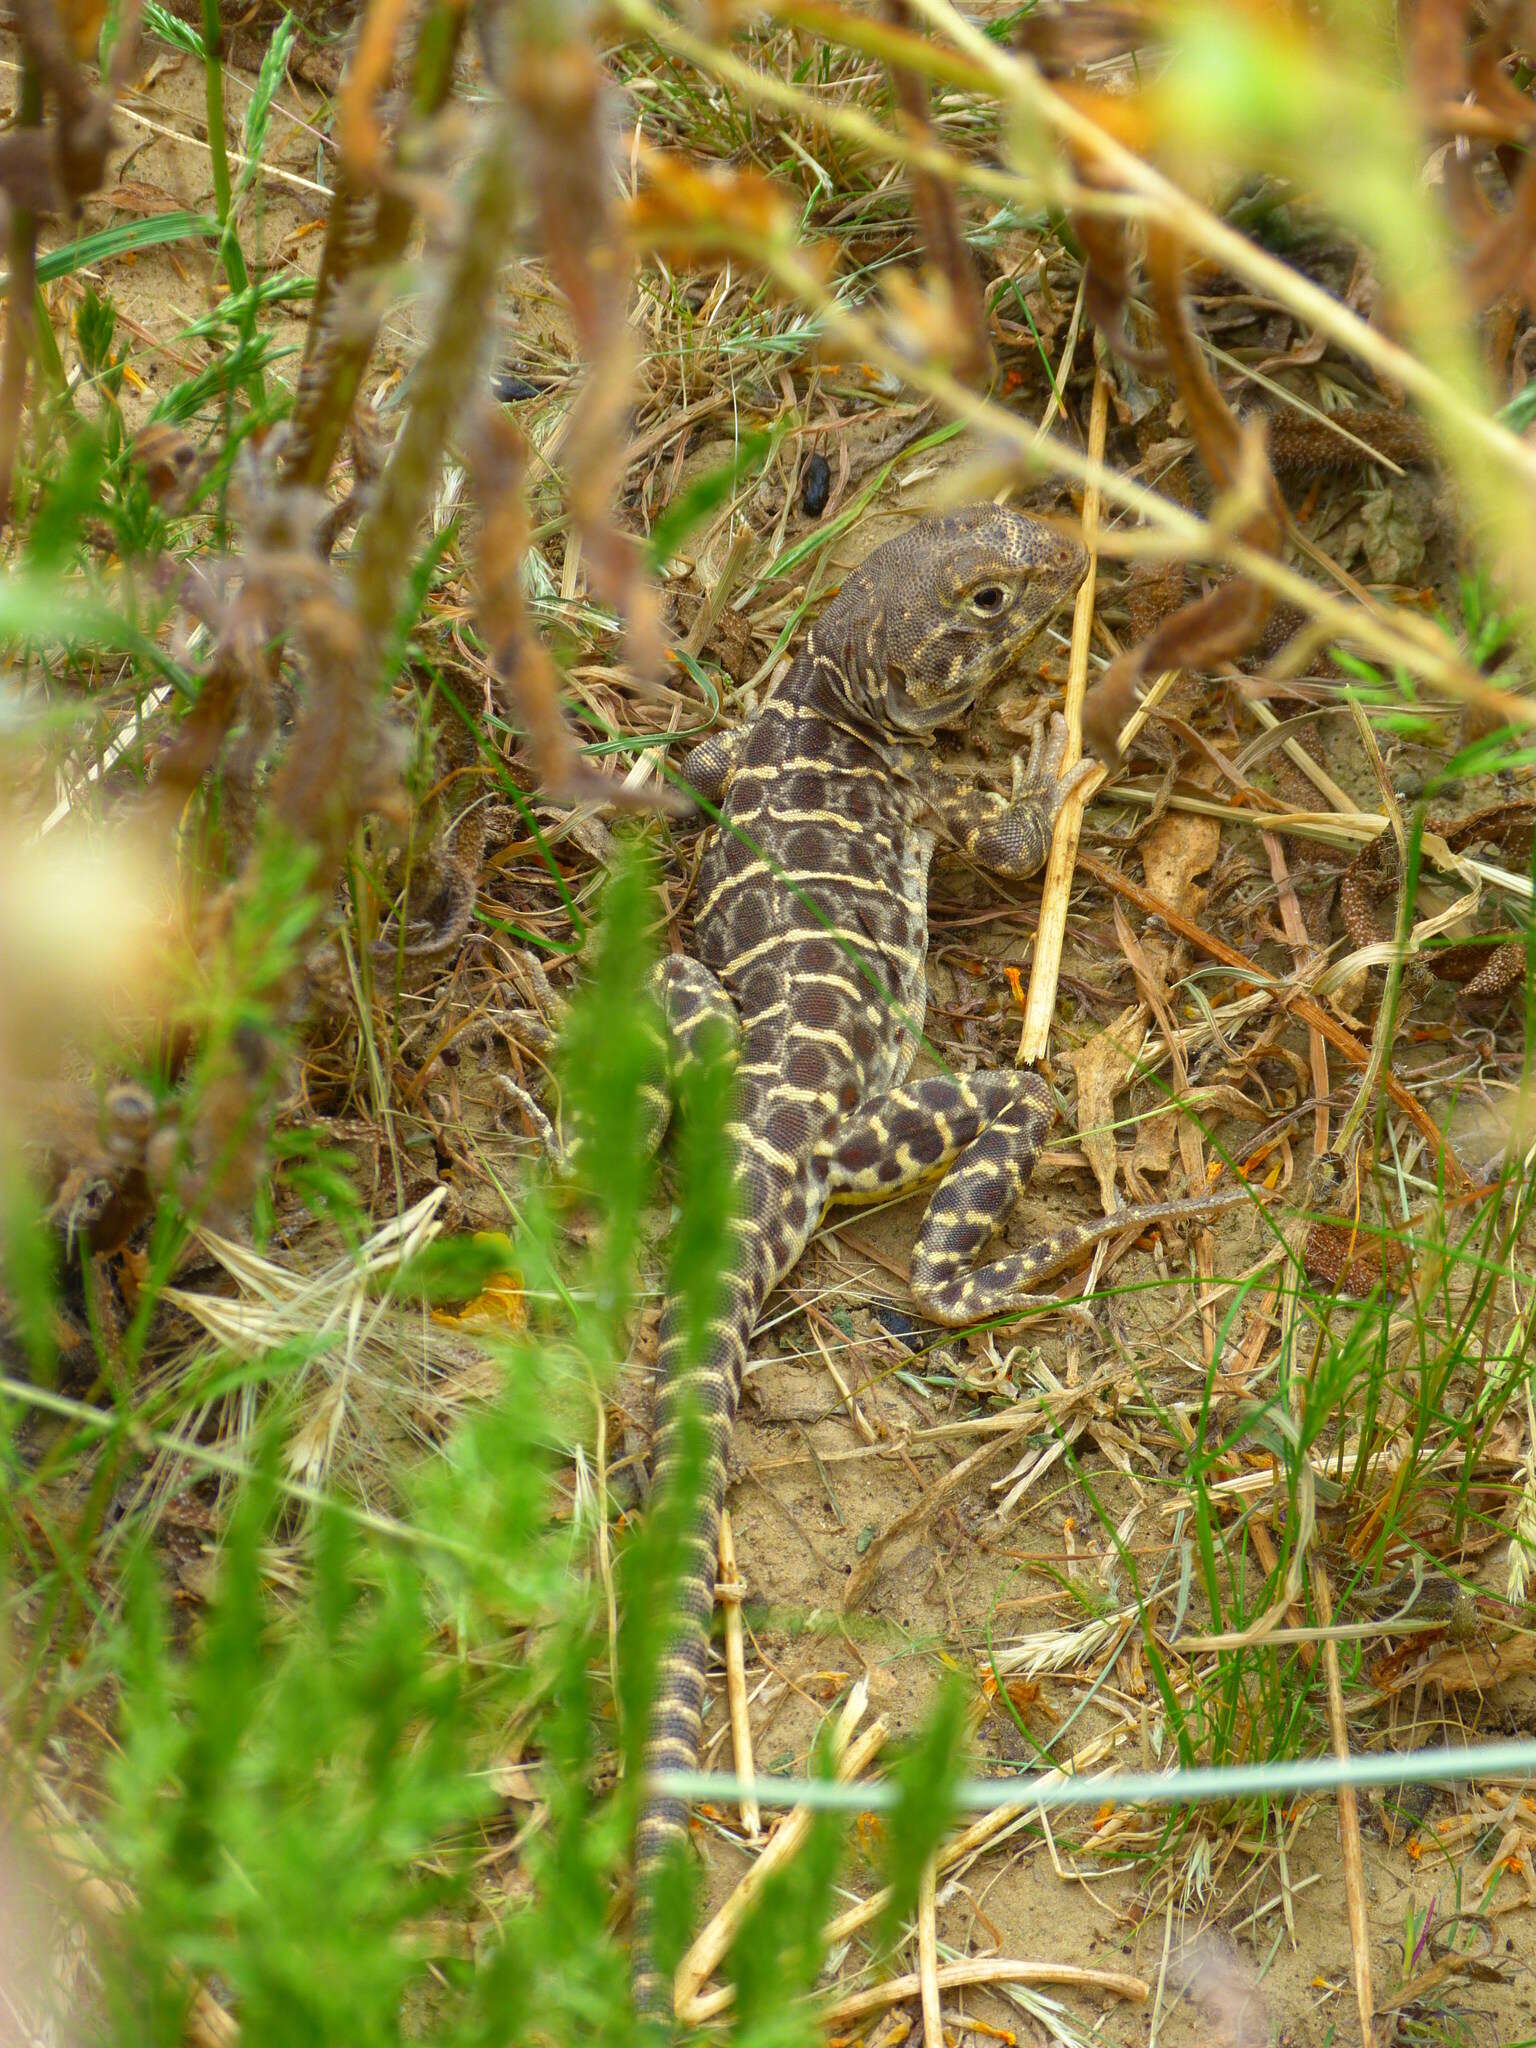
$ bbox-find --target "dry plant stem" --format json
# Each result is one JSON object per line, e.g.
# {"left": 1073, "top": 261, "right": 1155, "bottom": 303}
{"left": 821, "top": 1958, "right": 1149, "bottom": 2025}
{"left": 882, "top": 0, "right": 990, "bottom": 383}
{"left": 1109, "top": 786, "right": 1525, "bottom": 909}
{"left": 917, "top": 1855, "right": 942, "bottom": 2048}
{"left": 805, "top": 1306, "right": 878, "bottom": 1443}
{"left": 0, "top": 52, "right": 41, "bottom": 530}
{"left": 1018, "top": 364, "right": 1107, "bottom": 1066}
{"left": 1110, "top": 899, "right": 1219, "bottom": 1361}
{"left": 1347, "top": 698, "right": 1408, "bottom": 863}
{"left": 1240, "top": 692, "right": 1358, "bottom": 815}
{"left": 1, "top": 1732, "right": 238, "bottom": 2047}
{"left": 1073, "top": 853, "right": 1469, "bottom": 1189}
{"left": 517, "top": 27, "right": 662, "bottom": 680}
{"left": 674, "top": 1695, "right": 887, "bottom": 2020}
{"left": 840, "top": 1409, "right": 1043, "bottom": 1611}
{"left": 1020, "top": 658, "right": 1183, "bottom": 1066}
{"left": 1334, "top": 825, "right": 1416, "bottom": 1171}
{"left": 1035, "top": 269, "right": 1085, "bottom": 438}
{"left": 891, "top": 0, "right": 1536, "bottom": 502}
{"left": 1070, "top": 223, "right": 1282, "bottom": 752}
{"left": 349, "top": 107, "right": 520, "bottom": 652}
{"left": 285, "top": 2, "right": 467, "bottom": 489}
{"left": 465, "top": 403, "right": 670, "bottom": 806}
{"left": 1262, "top": 831, "right": 1332, "bottom": 1163}
{"left": 1312, "top": 1561, "right": 1376, "bottom": 2046}
{"left": 1329, "top": 711, "right": 1412, "bottom": 1170}
{"left": 715, "top": 1508, "right": 761, "bottom": 1841}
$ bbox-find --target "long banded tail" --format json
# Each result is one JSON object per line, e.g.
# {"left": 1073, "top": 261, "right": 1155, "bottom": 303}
{"left": 631, "top": 1099, "right": 825, "bottom": 2016}
{"left": 631, "top": 1216, "right": 762, "bottom": 2015}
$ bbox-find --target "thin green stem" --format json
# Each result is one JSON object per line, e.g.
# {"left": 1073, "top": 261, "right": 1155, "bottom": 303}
{"left": 200, "top": 0, "right": 263, "bottom": 405}
{"left": 199, "top": 0, "right": 233, "bottom": 227}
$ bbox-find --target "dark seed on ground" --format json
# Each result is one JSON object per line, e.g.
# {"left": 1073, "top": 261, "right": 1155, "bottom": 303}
{"left": 800, "top": 451, "right": 832, "bottom": 517}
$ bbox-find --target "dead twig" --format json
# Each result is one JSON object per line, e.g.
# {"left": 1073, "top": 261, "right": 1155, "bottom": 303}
{"left": 1073, "top": 853, "right": 1472, "bottom": 1190}
{"left": 916, "top": 1854, "right": 942, "bottom": 2048}
{"left": 716, "top": 1509, "right": 761, "bottom": 1843}
{"left": 1018, "top": 362, "right": 1107, "bottom": 1066}
{"left": 1312, "top": 1560, "right": 1377, "bottom": 2046}
{"left": 821, "top": 1957, "right": 1150, "bottom": 2026}
{"left": 676, "top": 1686, "right": 887, "bottom": 2021}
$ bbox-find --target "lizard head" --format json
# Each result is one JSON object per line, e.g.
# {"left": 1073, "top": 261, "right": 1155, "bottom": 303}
{"left": 808, "top": 504, "right": 1086, "bottom": 737}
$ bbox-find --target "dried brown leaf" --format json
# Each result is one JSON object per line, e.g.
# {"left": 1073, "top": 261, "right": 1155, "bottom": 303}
{"left": 1064, "top": 1005, "right": 1145, "bottom": 1213}
{"left": 627, "top": 153, "right": 801, "bottom": 260}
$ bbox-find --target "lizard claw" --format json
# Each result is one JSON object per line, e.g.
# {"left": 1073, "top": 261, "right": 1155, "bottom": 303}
{"left": 1010, "top": 713, "right": 1091, "bottom": 824}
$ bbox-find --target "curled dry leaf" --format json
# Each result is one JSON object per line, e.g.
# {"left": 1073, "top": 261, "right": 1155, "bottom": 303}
{"left": 1408, "top": 0, "right": 1536, "bottom": 316}
{"left": 1064, "top": 1004, "right": 1147, "bottom": 1214}
{"left": 1070, "top": 167, "right": 1167, "bottom": 373}
{"left": 1081, "top": 569, "right": 1268, "bottom": 764}
{"left": 627, "top": 149, "right": 804, "bottom": 262}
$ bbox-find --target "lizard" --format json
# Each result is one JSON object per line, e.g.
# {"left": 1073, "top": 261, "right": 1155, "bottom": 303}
{"left": 632, "top": 502, "right": 1253, "bottom": 2014}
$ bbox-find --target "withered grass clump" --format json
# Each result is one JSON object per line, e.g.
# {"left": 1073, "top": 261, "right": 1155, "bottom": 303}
{"left": 2, "top": 3, "right": 1536, "bottom": 2045}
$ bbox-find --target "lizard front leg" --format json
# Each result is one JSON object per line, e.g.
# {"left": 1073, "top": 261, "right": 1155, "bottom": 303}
{"left": 918, "top": 711, "right": 1094, "bottom": 880}
{"left": 504, "top": 954, "right": 737, "bottom": 1166}
{"left": 678, "top": 726, "right": 747, "bottom": 810}
{"left": 637, "top": 953, "right": 740, "bottom": 1153}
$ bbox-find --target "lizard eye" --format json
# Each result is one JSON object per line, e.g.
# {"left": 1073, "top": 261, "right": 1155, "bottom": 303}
{"left": 970, "top": 584, "right": 1008, "bottom": 615}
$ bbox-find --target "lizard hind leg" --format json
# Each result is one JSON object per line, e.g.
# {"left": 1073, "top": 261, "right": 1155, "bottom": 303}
{"left": 530, "top": 956, "right": 736, "bottom": 1179}
{"left": 822, "top": 1063, "right": 1169, "bottom": 1322}
{"left": 817, "top": 1063, "right": 1233, "bottom": 1328}
{"left": 816, "top": 1068, "right": 1043, "bottom": 1207}
{"left": 909, "top": 1080, "right": 1255, "bottom": 1326}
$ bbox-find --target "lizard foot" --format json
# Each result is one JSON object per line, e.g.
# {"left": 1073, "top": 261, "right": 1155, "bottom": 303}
{"left": 1009, "top": 711, "right": 1097, "bottom": 828}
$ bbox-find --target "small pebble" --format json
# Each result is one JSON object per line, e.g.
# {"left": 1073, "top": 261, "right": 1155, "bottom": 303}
{"left": 800, "top": 450, "right": 832, "bottom": 517}
{"left": 871, "top": 1303, "right": 919, "bottom": 1347}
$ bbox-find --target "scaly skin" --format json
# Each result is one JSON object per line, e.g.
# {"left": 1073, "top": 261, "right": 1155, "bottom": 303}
{"left": 634, "top": 505, "right": 1096, "bottom": 2014}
